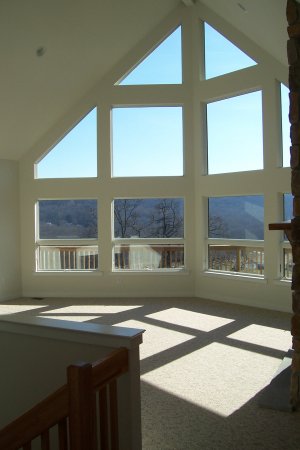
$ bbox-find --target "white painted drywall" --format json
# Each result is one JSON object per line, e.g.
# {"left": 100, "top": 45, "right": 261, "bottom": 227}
{"left": 0, "top": 159, "right": 21, "bottom": 300}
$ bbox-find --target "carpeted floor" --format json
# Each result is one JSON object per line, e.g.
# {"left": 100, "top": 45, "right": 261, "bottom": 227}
{"left": 1, "top": 296, "right": 299, "bottom": 449}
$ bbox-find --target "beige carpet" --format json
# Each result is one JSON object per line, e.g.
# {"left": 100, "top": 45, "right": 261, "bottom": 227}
{"left": 1, "top": 296, "right": 300, "bottom": 449}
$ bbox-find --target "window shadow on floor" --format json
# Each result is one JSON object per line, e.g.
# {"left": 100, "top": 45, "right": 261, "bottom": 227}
{"left": 0, "top": 296, "right": 296, "bottom": 449}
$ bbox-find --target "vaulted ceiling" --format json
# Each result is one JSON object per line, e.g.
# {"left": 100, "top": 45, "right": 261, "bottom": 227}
{"left": 0, "top": 0, "right": 288, "bottom": 161}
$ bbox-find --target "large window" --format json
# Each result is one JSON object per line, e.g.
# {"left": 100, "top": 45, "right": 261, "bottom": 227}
{"left": 29, "top": 14, "right": 289, "bottom": 294}
{"left": 113, "top": 198, "right": 184, "bottom": 271}
{"left": 111, "top": 107, "right": 183, "bottom": 177}
{"left": 36, "top": 200, "right": 98, "bottom": 271}
{"left": 207, "top": 91, "right": 263, "bottom": 174}
{"left": 208, "top": 196, "right": 264, "bottom": 276}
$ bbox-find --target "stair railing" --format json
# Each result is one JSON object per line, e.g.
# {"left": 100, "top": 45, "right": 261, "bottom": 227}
{"left": 0, "top": 347, "right": 128, "bottom": 450}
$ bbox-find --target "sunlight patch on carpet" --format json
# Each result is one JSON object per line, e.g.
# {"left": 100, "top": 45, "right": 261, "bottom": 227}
{"left": 114, "top": 319, "right": 194, "bottom": 359}
{"left": 0, "top": 305, "right": 45, "bottom": 315}
{"left": 146, "top": 308, "right": 234, "bottom": 332}
{"left": 142, "top": 342, "right": 282, "bottom": 417}
{"left": 38, "top": 314, "right": 101, "bottom": 322}
{"left": 227, "top": 324, "right": 291, "bottom": 351}
{"left": 38, "top": 304, "right": 142, "bottom": 322}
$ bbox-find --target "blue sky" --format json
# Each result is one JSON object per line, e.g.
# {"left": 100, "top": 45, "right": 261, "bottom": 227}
{"left": 36, "top": 23, "right": 290, "bottom": 180}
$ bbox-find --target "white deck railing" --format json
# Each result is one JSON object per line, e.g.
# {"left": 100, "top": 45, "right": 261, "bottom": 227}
{"left": 208, "top": 244, "right": 265, "bottom": 275}
{"left": 38, "top": 245, "right": 98, "bottom": 271}
{"left": 37, "top": 243, "right": 293, "bottom": 278}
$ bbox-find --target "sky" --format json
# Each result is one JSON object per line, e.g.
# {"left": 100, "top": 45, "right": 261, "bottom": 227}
{"left": 36, "top": 23, "right": 290, "bottom": 180}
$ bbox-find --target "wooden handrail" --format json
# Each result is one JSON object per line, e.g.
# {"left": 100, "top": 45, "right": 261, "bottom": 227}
{"left": 0, "top": 348, "right": 128, "bottom": 450}
{"left": 92, "top": 346, "right": 128, "bottom": 389}
{"left": 269, "top": 220, "right": 292, "bottom": 243}
{"left": 268, "top": 220, "right": 292, "bottom": 231}
{"left": 0, "top": 386, "right": 69, "bottom": 450}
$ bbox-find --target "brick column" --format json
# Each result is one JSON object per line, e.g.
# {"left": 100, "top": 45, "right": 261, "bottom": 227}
{"left": 287, "top": 0, "right": 300, "bottom": 410}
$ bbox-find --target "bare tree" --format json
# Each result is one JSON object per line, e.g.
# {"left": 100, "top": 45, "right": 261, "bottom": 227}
{"left": 114, "top": 199, "right": 145, "bottom": 238}
{"left": 149, "top": 199, "right": 184, "bottom": 238}
{"left": 114, "top": 198, "right": 184, "bottom": 238}
{"left": 208, "top": 215, "right": 228, "bottom": 238}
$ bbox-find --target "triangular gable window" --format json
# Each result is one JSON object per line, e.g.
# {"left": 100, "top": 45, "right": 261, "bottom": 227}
{"left": 204, "top": 23, "right": 256, "bottom": 79}
{"left": 36, "top": 108, "right": 97, "bottom": 179}
{"left": 118, "top": 26, "right": 182, "bottom": 85}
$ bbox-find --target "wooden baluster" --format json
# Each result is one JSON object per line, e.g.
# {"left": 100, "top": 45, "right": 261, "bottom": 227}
{"left": 109, "top": 380, "right": 119, "bottom": 450}
{"left": 41, "top": 429, "right": 50, "bottom": 450}
{"left": 171, "top": 250, "right": 175, "bottom": 268}
{"left": 58, "top": 418, "right": 69, "bottom": 450}
{"left": 99, "top": 386, "right": 109, "bottom": 449}
{"left": 236, "top": 247, "right": 240, "bottom": 272}
{"left": 67, "top": 362, "right": 96, "bottom": 450}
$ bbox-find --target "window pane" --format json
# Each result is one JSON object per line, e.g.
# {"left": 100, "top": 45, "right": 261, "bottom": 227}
{"left": 284, "top": 248, "right": 292, "bottom": 279}
{"left": 38, "top": 245, "right": 98, "bottom": 271}
{"left": 281, "top": 84, "right": 290, "bottom": 167}
{"left": 119, "top": 27, "right": 182, "bottom": 85}
{"left": 208, "top": 196, "right": 264, "bottom": 240}
{"left": 283, "top": 193, "right": 293, "bottom": 221}
{"left": 114, "top": 198, "right": 184, "bottom": 238}
{"left": 207, "top": 92, "right": 263, "bottom": 174}
{"left": 112, "top": 107, "right": 183, "bottom": 177}
{"left": 114, "top": 244, "right": 184, "bottom": 270}
{"left": 208, "top": 245, "right": 264, "bottom": 276}
{"left": 36, "top": 108, "right": 97, "bottom": 179}
{"left": 38, "top": 200, "right": 97, "bottom": 239}
{"left": 204, "top": 23, "right": 256, "bottom": 80}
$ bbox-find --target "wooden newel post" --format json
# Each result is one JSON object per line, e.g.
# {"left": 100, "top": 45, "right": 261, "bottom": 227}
{"left": 287, "top": 0, "right": 300, "bottom": 410}
{"left": 67, "top": 362, "right": 97, "bottom": 450}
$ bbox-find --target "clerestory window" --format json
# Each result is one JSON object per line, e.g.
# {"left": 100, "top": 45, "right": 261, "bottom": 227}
{"left": 117, "top": 26, "right": 182, "bottom": 85}
{"left": 204, "top": 22, "right": 256, "bottom": 80}
{"left": 206, "top": 91, "right": 263, "bottom": 174}
{"left": 35, "top": 108, "right": 97, "bottom": 179}
{"left": 281, "top": 84, "right": 290, "bottom": 168}
{"left": 111, "top": 106, "right": 183, "bottom": 177}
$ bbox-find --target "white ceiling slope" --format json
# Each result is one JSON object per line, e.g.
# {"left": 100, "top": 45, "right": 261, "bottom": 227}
{"left": 0, "top": 0, "right": 288, "bottom": 161}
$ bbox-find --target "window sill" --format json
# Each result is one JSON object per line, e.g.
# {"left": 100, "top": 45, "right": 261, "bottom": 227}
{"left": 273, "top": 278, "right": 292, "bottom": 286}
{"left": 111, "top": 268, "right": 190, "bottom": 275}
{"left": 201, "top": 270, "right": 266, "bottom": 283}
{"left": 35, "top": 270, "right": 103, "bottom": 276}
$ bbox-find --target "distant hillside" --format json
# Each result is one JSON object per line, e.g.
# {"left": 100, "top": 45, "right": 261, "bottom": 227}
{"left": 39, "top": 199, "right": 97, "bottom": 239}
{"left": 38, "top": 196, "right": 282, "bottom": 242}
{"left": 209, "top": 196, "right": 264, "bottom": 240}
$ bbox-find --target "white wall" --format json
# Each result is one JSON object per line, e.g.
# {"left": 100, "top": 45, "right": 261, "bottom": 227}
{"left": 19, "top": 4, "right": 291, "bottom": 311}
{"left": 0, "top": 159, "right": 21, "bottom": 300}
